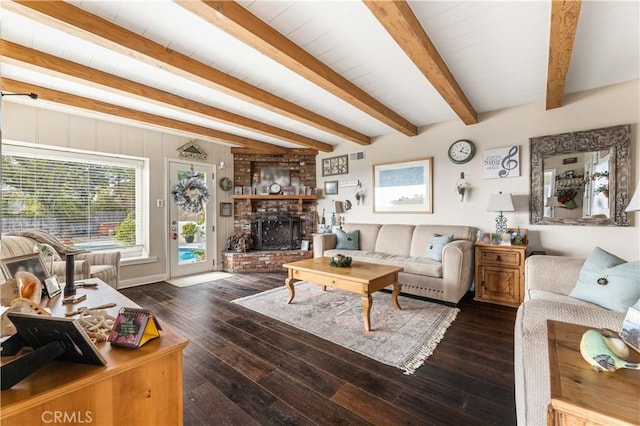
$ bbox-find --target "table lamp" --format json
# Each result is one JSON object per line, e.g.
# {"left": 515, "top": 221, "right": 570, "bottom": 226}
{"left": 625, "top": 182, "right": 640, "bottom": 212}
{"left": 487, "top": 192, "right": 514, "bottom": 233}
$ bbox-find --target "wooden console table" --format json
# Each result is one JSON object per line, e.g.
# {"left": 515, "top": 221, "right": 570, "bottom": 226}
{"left": 1, "top": 279, "right": 189, "bottom": 426}
{"left": 547, "top": 320, "right": 640, "bottom": 426}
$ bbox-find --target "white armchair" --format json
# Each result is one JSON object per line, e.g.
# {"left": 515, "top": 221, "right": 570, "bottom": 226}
{"left": 1, "top": 230, "right": 121, "bottom": 288}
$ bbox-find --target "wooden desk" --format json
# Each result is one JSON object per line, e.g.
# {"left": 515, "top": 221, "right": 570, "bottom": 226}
{"left": 1, "top": 279, "right": 189, "bottom": 426}
{"left": 547, "top": 320, "right": 640, "bottom": 426}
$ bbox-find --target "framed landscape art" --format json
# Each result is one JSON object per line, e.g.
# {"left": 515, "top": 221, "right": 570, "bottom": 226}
{"left": 373, "top": 157, "right": 433, "bottom": 214}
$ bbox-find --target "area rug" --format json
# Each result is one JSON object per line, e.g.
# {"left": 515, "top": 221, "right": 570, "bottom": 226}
{"left": 232, "top": 282, "right": 459, "bottom": 374}
{"left": 166, "top": 271, "right": 233, "bottom": 287}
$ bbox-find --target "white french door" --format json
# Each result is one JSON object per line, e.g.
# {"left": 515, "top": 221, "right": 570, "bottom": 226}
{"left": 168, "top": 161, "right": 216, "bottom": 278}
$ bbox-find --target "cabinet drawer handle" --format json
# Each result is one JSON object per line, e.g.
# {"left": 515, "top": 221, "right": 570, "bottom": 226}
{"left": 496, "top": 255, "right": 501, "bottom": 261}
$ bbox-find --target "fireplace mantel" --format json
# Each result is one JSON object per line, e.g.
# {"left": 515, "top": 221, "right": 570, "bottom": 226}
{"left": 232, "top": 194, "right": 317, "bottom": 212}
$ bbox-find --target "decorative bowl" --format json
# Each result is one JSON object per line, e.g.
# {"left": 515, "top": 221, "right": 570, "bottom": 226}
{"left": 329, "top": 254, "right": 352, "bottom": 267}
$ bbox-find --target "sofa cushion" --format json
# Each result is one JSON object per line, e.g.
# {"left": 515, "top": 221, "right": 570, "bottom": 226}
{"left": 335, "top": 229, "right": 359, "bottom": 250}
{"left": 323, "top": 249, "right": 443, "bottom": 278}
{"left": 374, "top": 225, "right": 414, "bottom": 256}
{"left": 409, "top": 225, "right": 477, "bottom": 257}
{"left": 424, "top": 234, "right": 453, "bottom": 262}
{"left": 342, "top": 223, "right": 381, "bottom": 252}
{"left": 90, "top": 265, "right": 118, "bottom": 286}
{"left": 570, "top": 247, "right": 640, "bottom": 312}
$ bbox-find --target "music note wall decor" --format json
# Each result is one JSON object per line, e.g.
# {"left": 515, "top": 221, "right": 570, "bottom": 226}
{"left": 483, "top": 146, "right": 520, "bottom": 179}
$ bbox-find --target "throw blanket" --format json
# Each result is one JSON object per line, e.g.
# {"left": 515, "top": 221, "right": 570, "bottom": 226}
{"left": 3, "top": 229, "right": 87, "bottom": 256}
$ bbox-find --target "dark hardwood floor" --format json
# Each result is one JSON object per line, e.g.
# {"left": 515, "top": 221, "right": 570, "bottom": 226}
{"left": 120, "top": 272, "right": 517, "bottom": 426}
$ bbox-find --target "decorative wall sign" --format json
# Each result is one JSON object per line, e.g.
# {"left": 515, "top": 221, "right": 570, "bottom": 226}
{"left": 483, "top": 146, "right": 520, "bottom": 178}
{"left": 338, "top": 180, "right": 360, "bottom": 187}
{"left": 322, "top": 155, "right": 348, "bottom": 177}
{"left": 373, "top": 157, "right": 433, "bottom": 214}
{"left": 177, "top": 141, "right": 207, "bottom": 160}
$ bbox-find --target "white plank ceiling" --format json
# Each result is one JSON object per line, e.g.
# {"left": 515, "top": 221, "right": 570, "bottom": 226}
{"left": 1, "top": 0, "right": 638, "bottom": 152}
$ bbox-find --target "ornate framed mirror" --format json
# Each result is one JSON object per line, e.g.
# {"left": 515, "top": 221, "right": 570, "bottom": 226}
{"left": 530, "top": 124, "right": 631, "bottom": 226}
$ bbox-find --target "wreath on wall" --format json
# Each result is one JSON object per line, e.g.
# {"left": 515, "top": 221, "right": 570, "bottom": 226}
{"left": 172, "top": 172, "right": 210, "bottom": 213}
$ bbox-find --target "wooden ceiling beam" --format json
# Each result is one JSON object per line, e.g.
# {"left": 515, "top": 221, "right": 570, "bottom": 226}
{"left": 2, "top": 78, "right": 290, "bottom": 153}
{"left": 0, "top": 40, "right": 333, "bottom": 152}
{"left": 546, "top": 0, "right": 582, "bottom": 110}
{"left": 7, "top": 0, "right": 368, "bottom": 146}
{"left": 363, "top": 0, "right": 477, "bottom": 125}
{"left": 176, "top": 0, "right": 417, "bottom": 137}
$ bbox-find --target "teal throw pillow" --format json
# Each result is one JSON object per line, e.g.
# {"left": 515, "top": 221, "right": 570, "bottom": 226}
{"left": 570, "top": 247, "right": 640, "bottom": 312}
{"left": 424, "top": 234, "right": 453, "bottom": 262}
{"left": 335, "top": 229, "right": 359, "bottom": 250}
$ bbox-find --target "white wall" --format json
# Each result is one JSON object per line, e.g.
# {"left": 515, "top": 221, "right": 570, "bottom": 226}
{"left": 316, "top": 80, "right": 640, "bottom": 261}
{"left": 1, "top": 103, "right": 235, "bottom": 286}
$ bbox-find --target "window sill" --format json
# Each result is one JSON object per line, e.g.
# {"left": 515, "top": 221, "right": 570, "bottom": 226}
{"left": 121, "top": 256, "right": 158, "bottom": 267}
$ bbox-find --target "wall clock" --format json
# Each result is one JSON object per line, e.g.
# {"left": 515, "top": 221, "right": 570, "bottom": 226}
{"left": 269, "top": 183, "right": 282, "bottom": 194}
{"left": 448, "top": 139, "right": 476, "bottom": 164}
{"left": 219, "top": 177, "right": 232, "bottom": 191}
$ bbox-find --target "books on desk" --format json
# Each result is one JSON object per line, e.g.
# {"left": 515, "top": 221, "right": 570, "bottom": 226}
{"left": 107, "top": 307, "right": 162, "bottom": 348}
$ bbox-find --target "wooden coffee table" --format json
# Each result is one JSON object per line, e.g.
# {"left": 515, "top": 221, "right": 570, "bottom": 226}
{"left": 282, "top": 257, "right": 403, "bottom": 331}
{"left": 547, "top": 320, "right": 640, "bottom": 425}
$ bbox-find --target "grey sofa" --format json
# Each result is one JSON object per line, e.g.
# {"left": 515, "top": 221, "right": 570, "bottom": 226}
{"left": 312, "top": 223, "right": 477, "bottom": 304}
{"left": 514, "top": 255, "right": 626, "bottom": 425}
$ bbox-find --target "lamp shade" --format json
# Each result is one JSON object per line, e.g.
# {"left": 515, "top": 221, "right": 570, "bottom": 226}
{"left": 626, "top": 182, "right": 640, "bottom": 212}
{"left": 545, "top": 196, "right": 563, "bottom": 208}
{"left": 487, "top": 192, "right": 514, "bottom": 212}
{"left": 334, "top": 201, "right": 344, "bottom": 214}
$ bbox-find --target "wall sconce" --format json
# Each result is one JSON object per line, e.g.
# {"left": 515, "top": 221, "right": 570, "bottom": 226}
{"left": 455, "top": 172, "right": 470, "bottom": 202}
{"left": 487, "top": 191, "right": 514, "bottom": 233}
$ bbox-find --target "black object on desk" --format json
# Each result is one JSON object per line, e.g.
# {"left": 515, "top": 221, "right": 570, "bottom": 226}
{"left": 1, "top": 313, "right": 106, "bottom": 390}
{"left": 64, "top": 254, "right": 76, "bottom": 297}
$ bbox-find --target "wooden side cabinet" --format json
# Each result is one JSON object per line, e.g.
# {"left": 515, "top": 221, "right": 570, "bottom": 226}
{"left": 474, "top": 243, "right": 527, "bottom": 307}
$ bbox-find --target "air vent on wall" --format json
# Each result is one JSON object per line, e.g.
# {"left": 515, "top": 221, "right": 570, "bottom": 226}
{"left": 350, "top": 151, "right": 365, "bottom": 161}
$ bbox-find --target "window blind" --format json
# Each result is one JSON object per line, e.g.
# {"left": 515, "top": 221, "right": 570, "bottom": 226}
{"left": 2, "top": 143, "right": 143, "bottom": 251}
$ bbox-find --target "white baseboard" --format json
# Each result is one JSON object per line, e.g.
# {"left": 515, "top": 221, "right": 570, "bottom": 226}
{"left": 118, "top": 273, "right": 167, "bottom": 289}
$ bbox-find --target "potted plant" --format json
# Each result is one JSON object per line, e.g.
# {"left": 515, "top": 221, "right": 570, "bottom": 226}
{"left": 556, "top": 188, "right": 578, "bottom": 209}
{"left": 181, "top": 222, "right": 198, "bottom": 243}
{"left": 594, "top": 184, "right": 609, "bottom": 198}
{"left": 590, "top": 171, "right": 609, "bottom": 181}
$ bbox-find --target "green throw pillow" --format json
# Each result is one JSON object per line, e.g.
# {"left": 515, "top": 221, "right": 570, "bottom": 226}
{"left": 424, "top": 234, "right": 453, "bottom": 262}
{"left": 570, "top": 247, "right": 640, "bottom": 312}
{"left": 335, "top": 229, "right": 359, "bottom": 250}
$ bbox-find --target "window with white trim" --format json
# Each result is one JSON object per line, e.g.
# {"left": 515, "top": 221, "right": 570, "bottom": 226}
{"left": 2, "top": 141, "right": 149, "bottom": 259}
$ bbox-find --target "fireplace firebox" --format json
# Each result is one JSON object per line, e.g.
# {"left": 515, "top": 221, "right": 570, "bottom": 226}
{"left": 251, "top": 215, "right": 301, "bottom": 250}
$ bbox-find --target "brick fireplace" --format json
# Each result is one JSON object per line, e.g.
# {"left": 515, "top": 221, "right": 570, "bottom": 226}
{"left": 222, "top": 149, "right": 317, "bottom": 273}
